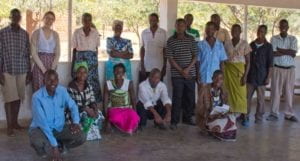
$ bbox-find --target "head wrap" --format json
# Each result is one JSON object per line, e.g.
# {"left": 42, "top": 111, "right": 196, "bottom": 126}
{"left": 74, "top": 61, "right": 88, "bottom": 72}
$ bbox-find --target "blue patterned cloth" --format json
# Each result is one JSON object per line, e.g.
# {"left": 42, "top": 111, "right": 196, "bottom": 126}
{"left": 105, "top": 37, "right": 133, "bottom": 80}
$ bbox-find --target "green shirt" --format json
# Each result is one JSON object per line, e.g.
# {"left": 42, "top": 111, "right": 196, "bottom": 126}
{"left": 172, "top": 28, "right": 200, "bottom": 41}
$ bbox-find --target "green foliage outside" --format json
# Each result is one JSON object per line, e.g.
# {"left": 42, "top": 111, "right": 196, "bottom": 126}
{"left": 1, "top": 0, "right": 300, "bottom": 44}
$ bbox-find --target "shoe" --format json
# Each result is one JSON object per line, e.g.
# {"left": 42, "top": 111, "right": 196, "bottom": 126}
{"left": 285, "top": 116, "right": 299, "bottom": 122}
{"left": 7, "top": 128, "right": 16, "bottom": 137}
{"left": 182, "top": 119, "right": 196, "bottom": 126}
{"left": 255, "top": 119, "right": 262, "bottom": 124}
{"left": 170, "top": 124, "right": 177, "bottom": 130}
{"left": 138, "top": 126, "right": 144, "bottom": 132}
{"left": 154, "top": 123, "right": 167, "bottom": 130}
{"left": 241, "top": 119, "right": 249, "bottom": 127}
{"left": 266, "top": 115, "right": 278, "bottom": 121}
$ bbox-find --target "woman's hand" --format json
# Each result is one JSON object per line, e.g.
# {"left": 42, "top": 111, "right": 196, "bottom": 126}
{"left": 241, "top": 74, "right": 247, "bottom": 86}
{"left": 85, "top": 107, "right": 97, "bottom": 118}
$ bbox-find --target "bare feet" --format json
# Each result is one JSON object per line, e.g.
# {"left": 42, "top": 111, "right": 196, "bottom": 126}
{"left": 13, "top": 124, "right": 26, "bottom": 131}
{"left": 7, "top": 128, "right": 15, "bottom": 137}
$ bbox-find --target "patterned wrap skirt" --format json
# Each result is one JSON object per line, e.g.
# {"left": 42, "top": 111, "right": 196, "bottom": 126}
{"left": 224, "top": 62, "right": 247, "bottom": 114}
{"left": 32, "top": 52, "right": 55, "bottom": 92}
{"left": 207, "top": 113, "right": 237, "bottom": 141}
{"left": 73, "top": 51, "right": 102, "bottom": 103}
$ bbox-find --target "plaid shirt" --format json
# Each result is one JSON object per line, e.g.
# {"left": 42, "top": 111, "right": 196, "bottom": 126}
{"left": 0, "top": 25, "right": 31, "bottom": 74}
{"left": 67, "top": 80, "right": 97, "bottom": 112}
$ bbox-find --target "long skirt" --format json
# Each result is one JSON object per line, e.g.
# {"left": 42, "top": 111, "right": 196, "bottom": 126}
{"left": 32, "top": 52, "right": 55, "bottom": 92}
{"left": 224, "top": 62, "right": 247, "bottom": 114}
{"left": 73, "top": 51, "right": 102, "bottom": 103}
{"left": 105, "top": 58, "right": 132, "bottom": 80}
{"left": 81, "top": 111, "right": 105, "bottom": 141}
{"left": 107, "top": 107, "right": 140, "bottom": 134}
{"left": 207, "top": 114, "right": 237, "bottom": 141}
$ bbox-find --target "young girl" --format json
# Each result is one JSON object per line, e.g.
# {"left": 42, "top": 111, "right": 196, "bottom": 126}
{"left": 103, "top": 63, "right": 140, "bottom": 134}
{"left": 196, "top": 70, "right": 237, "bottom": 141}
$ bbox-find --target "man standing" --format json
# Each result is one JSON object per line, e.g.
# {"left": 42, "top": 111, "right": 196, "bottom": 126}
{"left": 29, "top": 70, "right": 86, "bottom": 161}
{"left": 184, "top": 14, "right": 200, "bottom": 41}
{"left": 245, "top": 25, "right": 273, "bottom": 125}
{"left": 267, "top": 19, "right": 298, "bottom": 122}
{"left": 197, "top": 21, "right": 227, "bottom": 85}
{"left": 137, "top": 69, "right": 172, "bottom": 130}
{"left": 0, "top": 8, "right": 31, "bottom": 136}
{"left": 209, "top": 14, "right": 230, "bottom": 43}
{"left": 166, "top": 18, "right": 198, "bottom": 129}
{"left": 140, "top": 13, "right": 167, "bottom": 82}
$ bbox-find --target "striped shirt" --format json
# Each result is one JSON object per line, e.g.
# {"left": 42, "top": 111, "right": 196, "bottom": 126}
{"left": 270, "top": 34, "right": 298, "bottom": 67}
{"left": 166, "top": 35, "right": 198, "bottom": 78}
{"left": 0, "top": 26, "right": 31, "bottom": 74}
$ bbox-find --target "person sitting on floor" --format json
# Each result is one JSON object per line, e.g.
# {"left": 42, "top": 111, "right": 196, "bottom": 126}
{"left": 67, "top": 61, "right": 105, "bottom": 141}
{"left": 196, "top": 70, "right": 237, "bottom": 141}
{"left": 103, "top": 63, "right": 140, "bottom": 134}
{"left": 137, "top": 68, "right": 172, "bottom": 130}
{"left": 29, "top": 70, "right": 86, "bottom": 161}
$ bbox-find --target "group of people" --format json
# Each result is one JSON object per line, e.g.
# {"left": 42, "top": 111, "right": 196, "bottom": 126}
{"left": 0, "top": 8, "right": 298, "bottom": 161}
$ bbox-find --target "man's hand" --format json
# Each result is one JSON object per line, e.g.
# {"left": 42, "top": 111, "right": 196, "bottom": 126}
{"left": 0, "top": 73, "right": 4, "bottom": 86}
{"left": 26, "top": 72, "right": 32, "bottom": 85}
{"left": 154, "top": 114, "right": 164, "bottom": 125}
{"left": 51, "top": 147, "right": 63, "bottom": 161}
{"left": 264, "top": 77, "right": 271, "bottom": 85}
{"left": 161, "top": 66, "right": 166, "bottom": 79}
{"left": 140, "top": 64, "right": 147, "bottom": 79}
{"left": 181, "top": 68, "right": 191, "bottom": 79}
{"left": 69, "top": 124, "right": 81, "bottom": 135}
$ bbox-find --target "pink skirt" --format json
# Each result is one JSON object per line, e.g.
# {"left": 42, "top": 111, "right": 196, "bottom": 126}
{"left": 107, "top": 107, "right": 140, "bottom": 134}
{"left": 32, "top": 52, "right": 55, "bottom": 92}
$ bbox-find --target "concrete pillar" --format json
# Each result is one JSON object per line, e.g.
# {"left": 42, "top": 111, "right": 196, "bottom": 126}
{"left": 68, "top": 0, "right": 73, "bottom": 61}
{"left": 243, "top": 5, "right": 248, "bottom": 41}
{"left": 159, "top": 0, "right": 178, "bottom": 37}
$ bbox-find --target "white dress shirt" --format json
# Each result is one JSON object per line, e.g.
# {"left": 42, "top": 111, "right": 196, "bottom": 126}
{"left": 138, "top": 79, "right": 171, "bottom": 110}
{"left": 141, "top": 28, "right": 167, "bottom": 72}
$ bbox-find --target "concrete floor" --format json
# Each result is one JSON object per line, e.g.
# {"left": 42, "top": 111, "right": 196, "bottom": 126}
{"left": 1, "top": 100, "right": 300, "bottom": 161}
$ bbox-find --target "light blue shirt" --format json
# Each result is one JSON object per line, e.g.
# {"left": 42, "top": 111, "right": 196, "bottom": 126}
{"left": 198, "top": 39, "right": 227, "bottom": 83}
{"left": 30, "top": 85, "right": 80, "bottom": 147}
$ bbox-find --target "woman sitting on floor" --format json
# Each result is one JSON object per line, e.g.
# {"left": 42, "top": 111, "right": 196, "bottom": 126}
{"left": 67, "top": 61, "right": 104, "bottom": 141}
{"left": 196, "top": 70, "right": 237, "bottom": 141}
{"left": 103, "top": 63, "right": 140, "bottom": 134}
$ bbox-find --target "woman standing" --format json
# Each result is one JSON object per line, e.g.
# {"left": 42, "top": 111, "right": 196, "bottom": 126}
{"left": 31, "top": 11, "right": 60, "bottom": 92}
{"left": 67, "top": 61, "right": 104, "bottom": 141}
{"left": 105, "top": 20, "right": 133, "bottom": 80}
{"left": 72, "top": 13, "right": 102, "bottom": 103}
{"left": 196, "top": 70, "right": 237, "bottom": 141}
{"left": 224, "top": 24, "right": 251, "bottom": 126}
{"left": 103, "top": 63, "right": 139, "bottom": 134}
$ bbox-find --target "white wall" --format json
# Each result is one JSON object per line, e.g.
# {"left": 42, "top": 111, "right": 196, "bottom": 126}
{"left": 1, "top": 58, "right": 300, "bottom": 121}
{"left": 0, "top": 60, "right": 173, "bottom": 121}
